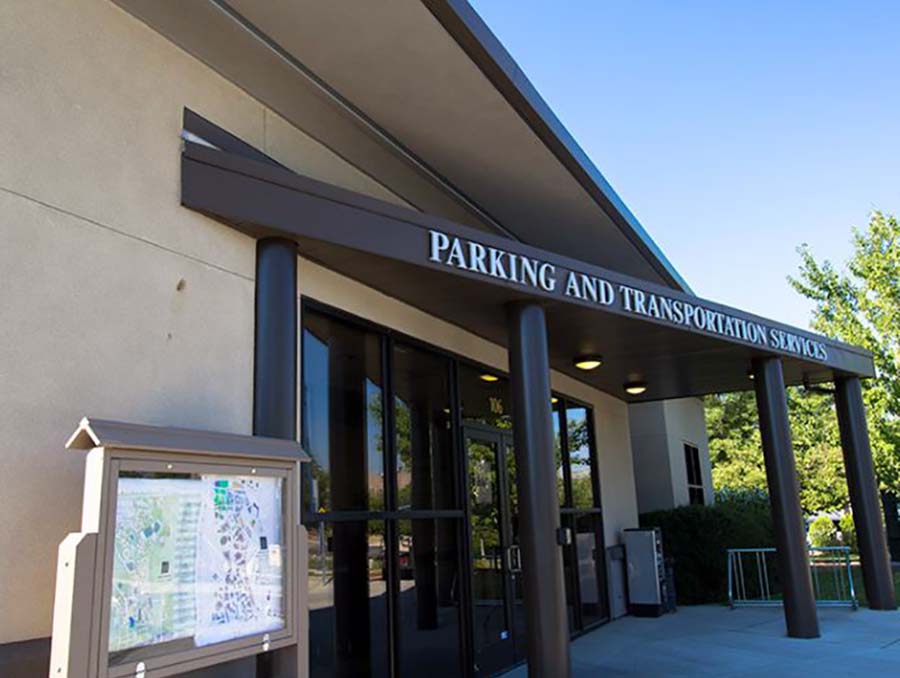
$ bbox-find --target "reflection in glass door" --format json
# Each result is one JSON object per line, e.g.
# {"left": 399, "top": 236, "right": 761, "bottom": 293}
{"left": 503, "top": 438, "right": 527, "bottom": 664}
{"left": 465, "top": 426, "right": 521, "bottom": 676}
{"left": 556, "top": 400, "right": 609, "bottom": 632}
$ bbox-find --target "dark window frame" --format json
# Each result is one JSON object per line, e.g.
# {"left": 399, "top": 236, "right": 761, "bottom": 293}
{"left": 553, "top": 397, "right": 608, "bottom": 633}
{"left": 302, "top": 300, "right": 469, "bottom": 677}
{"left": 684, "top": 442, "right": 705, "bottom": 506}
{"left": 300, "top": 297, "right": 610, "bottom": 674}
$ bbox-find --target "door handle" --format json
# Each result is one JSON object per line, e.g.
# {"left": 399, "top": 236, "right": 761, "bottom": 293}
{"left": 508, "top": 545, "right": 521, "bottom": 572}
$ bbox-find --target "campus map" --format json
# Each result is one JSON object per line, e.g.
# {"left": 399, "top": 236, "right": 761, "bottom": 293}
{"left": 109, "top": 479, "right": 201, "bottom": 652}
{"left": 194, "top": 476, "right": 285, "bottom": 646}
{"left": 109, "top": 475, "right": 285, "bottom": 654}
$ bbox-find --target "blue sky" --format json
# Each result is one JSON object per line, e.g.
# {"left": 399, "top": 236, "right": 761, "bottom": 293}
{"left": 470, "top": 0, "right": 900, "bottom": 329}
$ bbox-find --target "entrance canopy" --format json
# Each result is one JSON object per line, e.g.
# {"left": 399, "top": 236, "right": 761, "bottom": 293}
{"left": 182, "top": 142, "right": 874, "bottom": 403}
{"left": 114, "top": 0, "right": 688, "bottom": 290}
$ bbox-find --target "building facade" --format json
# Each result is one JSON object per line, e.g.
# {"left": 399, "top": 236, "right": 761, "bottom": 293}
{"left": 0, "top": 2, "right": 894, "bottom": 677}
{"left": 629, "top": 399, "right": 714, "bottom": 514}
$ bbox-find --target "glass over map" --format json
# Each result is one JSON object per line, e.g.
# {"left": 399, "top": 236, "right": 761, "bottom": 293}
{"left": 109, "top": 473, "right": 285, "bottom": 660}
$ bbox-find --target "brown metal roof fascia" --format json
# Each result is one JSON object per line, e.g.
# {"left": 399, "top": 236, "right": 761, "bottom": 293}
{"left": 181, "top": 143, "right": 875, "bottom": 379}
{"left": 422, "top": 0, "right": 692, "bottom": 293}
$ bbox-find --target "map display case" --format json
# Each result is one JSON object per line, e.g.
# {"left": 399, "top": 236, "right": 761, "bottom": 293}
{"left": 49, "top": 418, "right": 309, "bottom": 678}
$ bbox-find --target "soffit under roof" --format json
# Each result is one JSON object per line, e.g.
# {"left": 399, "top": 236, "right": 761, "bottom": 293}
{"left": 114, "top": 0, "right": 688, "bottom": 291}
{"left": 180, "top": 144, "right": 874, "bottom": 403}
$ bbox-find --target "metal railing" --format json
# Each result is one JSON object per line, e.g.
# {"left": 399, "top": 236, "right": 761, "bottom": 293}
{"left": 727, "top": 546, "right": 857, "bottom": 609}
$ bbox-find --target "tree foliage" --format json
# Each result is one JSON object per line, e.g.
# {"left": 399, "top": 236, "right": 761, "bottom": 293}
{"left": 708, "top": 211, "right": 900, "bottom": 512}
{"left": 790, "top": 211, "right": 900, "bottom": 492}
{"left": 808, "top": 514, "right": 839, "bottom": 548}
{"left": 707, "top": 391, "right": 767, "bottom": 494}
{"left": 706, "top": 389, "right": 848, "bottom": 515}
{"left": 839, "top": 512, "right": 857, "bottom": 553}
{"left": 788, "top": 389, "right": 847, "bottom": 514}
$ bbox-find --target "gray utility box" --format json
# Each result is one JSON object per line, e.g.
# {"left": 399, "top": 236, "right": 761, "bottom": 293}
{"left": 623, "top": 528, "right": 667, "bottom": 618}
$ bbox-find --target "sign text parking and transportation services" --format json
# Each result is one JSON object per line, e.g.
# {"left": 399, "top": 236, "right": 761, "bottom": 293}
{"left": 427, "top": 229, "right": 829, "bottom": 362}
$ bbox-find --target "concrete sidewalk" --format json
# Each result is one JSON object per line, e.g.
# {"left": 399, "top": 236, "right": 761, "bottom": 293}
{"left": 502, "top": 605, "right": 900, "bottom": 677}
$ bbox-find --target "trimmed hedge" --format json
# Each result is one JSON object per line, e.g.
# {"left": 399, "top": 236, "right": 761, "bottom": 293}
{"left": 809, "top": 514, "right": 839, "bottom": 547}
{"left": 639, "top": 489, "right": 775, "bottom": 604}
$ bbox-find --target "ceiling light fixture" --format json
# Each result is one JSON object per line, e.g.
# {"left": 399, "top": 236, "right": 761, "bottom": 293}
{"left": 574, "top": 355, "right": 603, "bottom": 371}
{"left": 479, "top": 373, "right": 499, "bottom": 383}
{"left": 624, "top": 381, "right": 648, "bottom": 396}
{"left": 551, "top": 396, "right": 559, "bottom": 404}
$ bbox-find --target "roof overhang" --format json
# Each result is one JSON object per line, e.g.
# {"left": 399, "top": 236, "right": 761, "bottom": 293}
{"left": 66, "top": 417, "right": 309, "bottom": 460}
{"left": 181, "top": 142, "right": 874, "bottom": 403}
{"left": 114, "top": 0, "right": 690, "bottom": 291}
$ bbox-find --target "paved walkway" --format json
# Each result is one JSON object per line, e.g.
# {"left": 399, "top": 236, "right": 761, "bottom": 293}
{"left": 502, "top": 605, "right": 900, "bottom": 676}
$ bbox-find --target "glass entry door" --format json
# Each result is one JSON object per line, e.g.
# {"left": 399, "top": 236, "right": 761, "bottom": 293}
{"left": 464, "top": 425, "right": 524, "bottom": 676}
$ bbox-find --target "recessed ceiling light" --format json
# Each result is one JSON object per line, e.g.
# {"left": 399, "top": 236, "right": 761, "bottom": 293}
{"left": 480, "top": 373, "right": 499, "bottom": 383}
{"left": 574, "top": 355, "right": 603, "bottom": 371}
{"left": 747, "top": 369, "right": 755, "bottom": 381}
{"left": 624, "top": 381, "right": 648, "bottom": 396}
{"left": 551, "top": 396, "right": 559, "bottom": 404}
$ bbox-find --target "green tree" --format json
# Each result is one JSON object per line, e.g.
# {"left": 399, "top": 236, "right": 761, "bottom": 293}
{"left": 706, "top": 388, "right": 848, "bottom": 515}
{"left": 707, "top": 213, "right": 900, "bottom": 513}
{"left": 788, "top": 389, "right": 847, "bottom": 514}
{"left": 707, "top": 391, "right": 768, "bottom": 494}
{"left": 789, "top": 211, "right": 900, "bottom": 493}
{"left": 839, "top": 512, "right": 857, "bottom": 553}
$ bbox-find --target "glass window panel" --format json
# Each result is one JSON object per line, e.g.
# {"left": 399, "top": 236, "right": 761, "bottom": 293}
{"left": 307, "top": 521, "right": 389, "bottom": 678}
{"left": 684, "top": 444, "right": 704, "bottom": 505}
{"left": 553, "top": 401, "right": 566, "bottom": 506}
{"left": 392, "top": 343, "right": 456, "bottom": 511}
{"left": 302, "top": 329, "right": 330, "bottom": 514}
{"left": 301, "top": 311, "right": 384, "bottom": 514}
{"left": 574, "top": 513, "right": 607, "bottom": 626}
{"left": 566, "top": 405, "right": 595, "bottom": 509}
{"left": 459, "top": 363, "right": 512, "bottom": 430}
{"left": 466, "top": 437, "right": 509, "bottom": 653}
{"left": 396, "top": 519, "right": 463, "bottom": 677}
{"left": 683, "top": 445, "right": 695, "bottom": 485}
{"left": 694, "top": 446, "right": 703, "bottom": 487}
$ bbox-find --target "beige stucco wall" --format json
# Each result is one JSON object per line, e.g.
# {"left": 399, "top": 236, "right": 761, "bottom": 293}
{"left": 297, "top": 259, "right": 640, "bottom": 547}
{"left": 663, "top": 398, "right": 714, "bottom": 507}
{"left": 0, "top": 0, "right": 409, "bottom": 645}
{"left": 628, "top": 398, "right": 713, "bottom": 514}
{"left": 628, "top": 402, "right": 676, "bottom": 514}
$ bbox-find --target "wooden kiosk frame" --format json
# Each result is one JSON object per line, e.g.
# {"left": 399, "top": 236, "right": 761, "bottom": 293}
{"left": 49, "top": 418, "right": 309, "bottom": 678}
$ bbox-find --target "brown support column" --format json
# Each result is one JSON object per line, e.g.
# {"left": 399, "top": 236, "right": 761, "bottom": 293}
{"left": 253, "top": 237, "right": 298, "bottom": 678}
{"left": 752, "top": 357, "right": 819, "bottom": 638}
{"left": 507, "top": 302, "right": 570, "bottom": 677}
{"left": 834, "top": 376, "right": 897, "bottom": 610}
